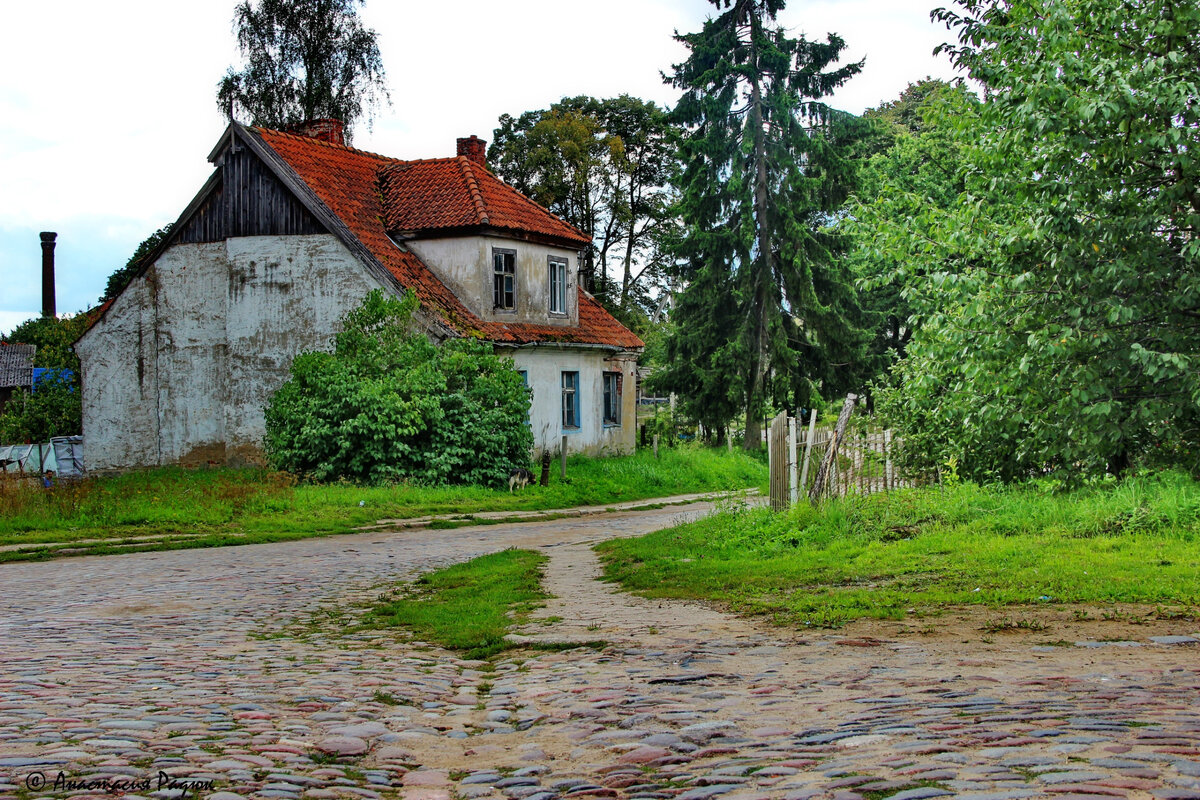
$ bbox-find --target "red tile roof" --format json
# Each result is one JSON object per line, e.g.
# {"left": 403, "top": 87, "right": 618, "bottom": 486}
{"left": 252, "top": 127, "right": 642, "bottom": 350}
{"left": 378, "top": 159, "right": 589, "bottom": 246}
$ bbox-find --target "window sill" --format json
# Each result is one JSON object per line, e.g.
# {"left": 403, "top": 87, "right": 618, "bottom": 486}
{"left": 562, "top": 426, "right": 581, "bottom": 433}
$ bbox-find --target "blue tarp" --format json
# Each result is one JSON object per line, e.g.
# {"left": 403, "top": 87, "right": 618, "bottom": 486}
{"left": 31, "top": 368, "right": 74, "bottom": 393}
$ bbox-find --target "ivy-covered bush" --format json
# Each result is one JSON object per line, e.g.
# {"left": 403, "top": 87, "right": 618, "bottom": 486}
{"left": 264, "top": 290, "right": 533, "bottom": 485}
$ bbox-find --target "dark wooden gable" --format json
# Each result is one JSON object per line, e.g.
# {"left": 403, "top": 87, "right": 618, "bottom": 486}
{"left": 176, "top": 139, "right": 325, "bottom": 244}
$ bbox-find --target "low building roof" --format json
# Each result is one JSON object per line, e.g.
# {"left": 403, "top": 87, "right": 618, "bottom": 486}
{"left": 0, "top": 343, "right": 36, "bottom": 389}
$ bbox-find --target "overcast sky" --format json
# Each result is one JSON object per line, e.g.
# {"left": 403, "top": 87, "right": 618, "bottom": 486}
{"left": 0, "top": 0, "right": 963, "bottom": 335}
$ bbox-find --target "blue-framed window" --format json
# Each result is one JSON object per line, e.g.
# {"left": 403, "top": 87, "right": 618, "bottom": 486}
{"left": 562, "top": 371, "right": 580, "bottom": 430}
{"left": 603, "top": 372, "right": 621, "bottom": 426}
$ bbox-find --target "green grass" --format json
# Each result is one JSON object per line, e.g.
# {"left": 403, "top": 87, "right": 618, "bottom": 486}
{"left": 0, "top": 446, "right": 766, "bottom": 559}
{"left": 365, "top": 548, "right": 548, "bottom": 659}
{"left": 596, "top": 471, "right": 1200, "bottom": 628}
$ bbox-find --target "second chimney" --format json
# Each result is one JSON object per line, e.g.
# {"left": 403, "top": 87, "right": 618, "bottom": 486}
{"left": 291, "top": 119, "right": 346, "bottom": 146}
{"left": 457, "top": 135, "right": 487, "bottom": 166}
{"left": 40, "top": 232, "right": 56, "bottom": 318}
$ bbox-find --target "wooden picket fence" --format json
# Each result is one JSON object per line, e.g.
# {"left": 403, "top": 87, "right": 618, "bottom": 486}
{"left": 768, "top": 395, "right": 925, "bottom": 509}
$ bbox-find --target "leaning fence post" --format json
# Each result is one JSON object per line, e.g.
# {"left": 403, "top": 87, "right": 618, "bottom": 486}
{"left": 653, "top": 434, "right": 659, "bottom": 459}
{"left": 799, "top": 411, "right": 817, "bottom": 494}
{"left": 560, "top": 435, "right": 568, "bottom": 480}
{"left": 788, "top": 416, "right": 799, "bottom": 507}
{"left": 884, "top": 429, "right": 894, "bottom": 491}
{"left": 809, "top": 394, "right": 858, "bottom": 502}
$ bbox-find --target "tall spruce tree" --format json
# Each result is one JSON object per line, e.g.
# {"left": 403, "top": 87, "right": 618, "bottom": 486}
{"left": 660, "top": 0, "right": 868, "bottom": 447}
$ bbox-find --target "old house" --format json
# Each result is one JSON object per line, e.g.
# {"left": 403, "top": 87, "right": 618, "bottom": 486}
{"left": 76, "top": 121, "right": 643, "bottom": 471}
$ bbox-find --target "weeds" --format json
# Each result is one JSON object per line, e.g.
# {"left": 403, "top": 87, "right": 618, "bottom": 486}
{"left": 981, "top": 619, "right": 1048, "bottom": 633}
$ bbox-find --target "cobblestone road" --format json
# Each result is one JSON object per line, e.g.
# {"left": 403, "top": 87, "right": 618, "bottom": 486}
{"left": 1, "top": 503, "right": 1198, "bottom": 800}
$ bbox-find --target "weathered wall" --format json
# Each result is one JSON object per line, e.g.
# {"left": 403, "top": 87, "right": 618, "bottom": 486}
{"left": 222, "top": 235, "right": 385, "bottom": 465}
{"left": 408, "top": 235, "right": 579, "bottom": 326}
{"left": 77, "top": 234, "right": 384, "bottom": 470}
{"left": 510, "top": 346, "right": 637, "bottom": 456}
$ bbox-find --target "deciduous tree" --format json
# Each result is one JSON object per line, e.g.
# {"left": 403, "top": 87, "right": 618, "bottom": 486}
{"left": 217, "top": 0, "right": 389, "bottom": 139}
{"left": 874, "top": 0, "right": 1200, "bottom": 479}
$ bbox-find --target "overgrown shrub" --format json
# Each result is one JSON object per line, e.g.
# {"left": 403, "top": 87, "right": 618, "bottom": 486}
{"left": 264, "top": 290, "right": 533, "bottom": 485}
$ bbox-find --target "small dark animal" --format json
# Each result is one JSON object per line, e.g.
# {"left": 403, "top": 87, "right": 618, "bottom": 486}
{"left": 508, "top": 468, "right": 535, "bottom": 492}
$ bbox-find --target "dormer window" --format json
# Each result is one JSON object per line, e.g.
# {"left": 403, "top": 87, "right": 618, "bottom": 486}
{"left": 548, "top": 257, "right": 568, "bottom": 315}
{"left": 493, "top": 248, "right": 516, "bottom": 311}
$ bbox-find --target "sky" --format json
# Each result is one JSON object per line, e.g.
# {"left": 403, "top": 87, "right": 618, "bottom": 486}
{"left": 0, "top": 0, "right": 964, "bottom": 336}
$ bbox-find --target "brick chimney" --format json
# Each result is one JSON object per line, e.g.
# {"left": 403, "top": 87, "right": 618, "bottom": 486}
{"left": 40, "top": 232, "right": 56, "bottom": 318}
{"left": 457, "top": 135, "right": 487, "bottom": 166}
{"left": 291, "top": 119, "right": 345, "bottom": 146}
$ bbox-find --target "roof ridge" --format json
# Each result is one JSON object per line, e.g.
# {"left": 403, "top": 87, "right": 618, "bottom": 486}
{"left": 457, "top": 156, "right": 490, "bottom": 226}
{"left": 252, "top": 126, "right": 401, "bottom": 164}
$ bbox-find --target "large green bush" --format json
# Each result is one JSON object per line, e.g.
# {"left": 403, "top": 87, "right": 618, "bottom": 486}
{"left": 264, "top": 290, "right": 533, "bottom": 485}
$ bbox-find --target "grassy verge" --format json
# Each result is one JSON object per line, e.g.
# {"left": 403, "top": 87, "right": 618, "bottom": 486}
{"left": 365, "top": 549, "right": 548, "bottom": 659}
{"left": 596, "top": 471, "right": 1200, "bottom": 628}
{"left": 0, "top": 445, "right": 765, "bottom": 560}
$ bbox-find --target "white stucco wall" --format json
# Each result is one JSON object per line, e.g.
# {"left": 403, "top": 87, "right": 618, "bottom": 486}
{"left": 77, "top": 234, "right": 385, "bottom": 470}
{"left": 511, "top": 346, "right": 637, "bottom": 456}
{"left": 408, "top": 235, "right": 579, "bottom": 326}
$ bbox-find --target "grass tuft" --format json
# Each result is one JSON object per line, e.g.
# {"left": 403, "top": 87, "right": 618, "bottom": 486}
{"left": 366, "top": 549, "right": 548, "bottom": 659}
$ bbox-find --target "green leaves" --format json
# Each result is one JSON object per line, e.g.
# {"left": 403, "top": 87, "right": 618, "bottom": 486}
{"left": 865, "top": 0, "right": 1200, "bottom": 481}
{"left": 217, "top": 0, "right": 389, "bottom": 139}
{"left": 263, "top": 290, "right": 533, "bottom": 486}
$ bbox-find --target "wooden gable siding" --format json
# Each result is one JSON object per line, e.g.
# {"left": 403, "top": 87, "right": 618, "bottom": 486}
{"left": 177, "top": 144, "right": 324, "bottom": 244}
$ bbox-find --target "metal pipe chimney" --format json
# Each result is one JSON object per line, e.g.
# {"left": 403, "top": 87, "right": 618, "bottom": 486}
{"left": 40, "top": 232, "right": 56, "bottom": 318}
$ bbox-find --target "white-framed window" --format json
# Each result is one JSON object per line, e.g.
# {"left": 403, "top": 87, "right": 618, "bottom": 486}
{"left": 603, "top": 372, "right": 621, "bottom": 426}
{"left": 562, "top": 371, "right": 580, "bottom": 430}
{"left": 519, "top": 370, "right": 531, "bottom": 425}
{"left": 493, "top": 248, "right": 516, "bottom": 311}
{"left": 548, "top": 257, "right": 568, "bottom": 315}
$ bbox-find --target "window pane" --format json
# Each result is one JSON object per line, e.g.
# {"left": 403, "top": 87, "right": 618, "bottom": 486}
{"left": 562, "top": 371, "right": 578, "bottom": 428}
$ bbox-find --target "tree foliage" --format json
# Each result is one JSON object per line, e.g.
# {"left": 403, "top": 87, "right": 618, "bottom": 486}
{"left": 217, "top": 0, "right": 389, "bottom": 138}
{"left": 489, "top": 95, "right": 678, "bottom": 312}
{"left": 0, "top": 373, "right": 80, "bottom": 443}
{"left": 4, "top": 314, "right": 92, "bottom": 374}
{"left": 655, "top": 0, "right": 870, "bottom": 446}
{"left": 101, "top": 223, "right": 174, "bottom": 303}
{"left": 264, "top": 290, "right": 534, "bottom": 485}
{"left": 867, "top": 0, "right": 1200, "bottom": 479}
{"left": 1, "top": 314, "right": 91, "bottom": 442}
{"left": 848, "top": 81, "right": 978, "bottom": 367}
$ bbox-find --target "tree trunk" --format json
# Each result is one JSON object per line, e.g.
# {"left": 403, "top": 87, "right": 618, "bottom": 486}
{"left": 742, "top": 9, "right": 776, "bottom": 452}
